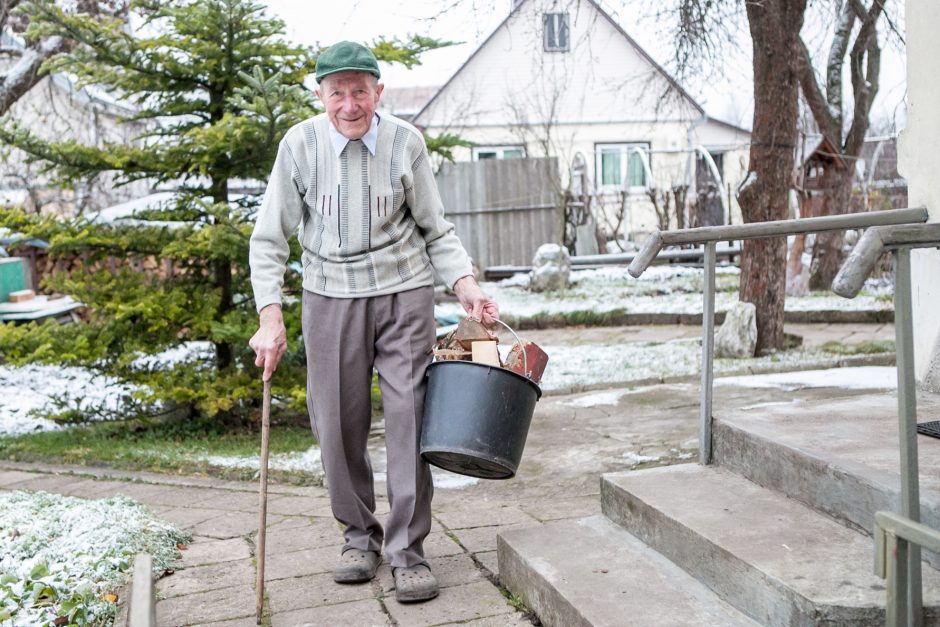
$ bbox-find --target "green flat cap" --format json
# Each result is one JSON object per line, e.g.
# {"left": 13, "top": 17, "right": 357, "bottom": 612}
{"left": 316, "top": 41, "right": 381, "bottom": 83}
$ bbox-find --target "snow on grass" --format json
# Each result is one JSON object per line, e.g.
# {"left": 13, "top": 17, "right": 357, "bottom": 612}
{"left": 192, "top": 446, "right": 478, "bottom": 489}
{"left": 437, "top": 267, "right": 892, "bottom": 320}
{"left": 197, "top": 446, "right": 324, "bottom": 477}
{"left": 131, "top": 341, "right": 213, "bottom": 369}
{"left": 716, "top": 366, "right": 897, "bottom": 391}
{"left": 0, "top": 343, "right": 213, "bottom": 437}
{"left": 537, "top": 339, "right": 878, "bottom": 393}
{"left": 0, "top": 490, "right": 187, "bottom": 626}
{"left": 0, "top": 269, "right": 892, "bottom": 436}
{"left": 0, "top": 365, "right": 136, "bottom": 436}
{"left": 539, "top": 340, "right": 700, "bottom": 391}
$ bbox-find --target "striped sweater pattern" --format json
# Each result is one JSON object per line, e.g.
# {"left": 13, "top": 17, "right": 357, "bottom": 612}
{"left": 249, "top": 112, "right": 472, "bottom": 310}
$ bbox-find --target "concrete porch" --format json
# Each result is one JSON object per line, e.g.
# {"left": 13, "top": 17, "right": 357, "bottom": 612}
{"left": 499, "top": 369, "right": 940, "bottom": 625}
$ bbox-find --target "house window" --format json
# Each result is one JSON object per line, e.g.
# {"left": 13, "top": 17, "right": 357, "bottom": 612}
{"left": 595, "top": 143, "right": 649, "bottom": 191}
{"left": 472, "top": 145, "right": 527, "bottom": 160}
{"left": 543, "top": 13, "right": 569, "bottom": 52}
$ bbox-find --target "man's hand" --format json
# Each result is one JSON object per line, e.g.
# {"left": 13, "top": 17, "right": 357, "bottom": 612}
{"left": 453, "top": 275, "right": 499, "bottom": 325}
{"left": 249, "top": 304, "right": 287, "bottom": 381}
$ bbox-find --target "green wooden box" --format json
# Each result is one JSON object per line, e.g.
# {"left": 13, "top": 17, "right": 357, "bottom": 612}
{"left": 0, "top": 257, "right": 26, "bottom": 302}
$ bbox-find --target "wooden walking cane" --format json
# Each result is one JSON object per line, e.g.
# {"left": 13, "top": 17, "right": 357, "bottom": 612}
{"left": 255, "top": 378, "right": 272, "bottom": 624}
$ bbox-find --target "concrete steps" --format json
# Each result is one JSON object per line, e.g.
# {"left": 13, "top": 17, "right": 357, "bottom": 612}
{"left": 602, "top": 464, "right": 940, "bottom": 625}
{"left": 712, "top": 393, "right": 940, "bottom": 567}
{"left": 497, "top": 515, "right": 759, "bottom": 627}
{"left": 497, "top": 387, "right": 940, "bottom": 625}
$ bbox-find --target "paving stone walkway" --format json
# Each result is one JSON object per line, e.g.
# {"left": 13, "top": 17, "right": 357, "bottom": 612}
{"left": 0, "top": 323, "right": 896, "bottom": 626}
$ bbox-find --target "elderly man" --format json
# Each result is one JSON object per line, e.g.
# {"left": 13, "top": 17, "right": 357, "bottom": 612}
{"left": 248, "top": 41, "right": 498, "bottom": 603}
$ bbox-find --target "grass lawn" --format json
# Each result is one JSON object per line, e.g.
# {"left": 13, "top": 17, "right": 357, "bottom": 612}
{"left": 0, "top": 416, "right": 317, "bottom": 483}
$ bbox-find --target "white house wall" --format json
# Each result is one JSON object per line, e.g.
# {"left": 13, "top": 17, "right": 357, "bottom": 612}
{"left": 415, "top": 0, "right": 751, "bottom": 241}
{"left": 1, "top": 66, "right": 148, "bottom": 214}
{"left": 902, "top": 0, "right": 940, "bottom": 389}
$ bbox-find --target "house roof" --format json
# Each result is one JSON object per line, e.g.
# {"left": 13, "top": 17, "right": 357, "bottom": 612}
{"left": 413, "top": 0, "right": 708, "bottom": 125}
{"left": 379, "top": 86, "right": 441, "bottom": 120}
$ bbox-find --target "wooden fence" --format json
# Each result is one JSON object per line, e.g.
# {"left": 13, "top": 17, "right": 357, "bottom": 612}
{"left": 435, "top": 157, "right": 563, "bottom": 269}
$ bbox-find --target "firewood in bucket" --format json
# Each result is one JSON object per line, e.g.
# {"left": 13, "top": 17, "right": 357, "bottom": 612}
{"left": 434, "top": 316, "right": 495, "bottom": 359}
{"left": 503, "top": 340, "right": 549, "bottom": 385}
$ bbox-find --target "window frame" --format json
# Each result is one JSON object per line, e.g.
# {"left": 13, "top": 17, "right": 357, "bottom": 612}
{"left": 543, "top": 12, "right": 570, "bottom": 52}
{"left": 472, "top": 145, "right": 528, "bottom": 161}
{"left": 594, "top": 142, "right": 651, "bottom": 193}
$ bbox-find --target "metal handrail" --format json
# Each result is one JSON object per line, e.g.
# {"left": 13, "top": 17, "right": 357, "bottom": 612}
{"left": 629, "top": 207, "right": 929, "bottom": 278}
{"left": 833, "top": 222, "right": 940, "bottom": 627}
{"left": 627, "top": 207, "right": 929, "bottom": 466}
{"left": 875, "top": 511, "right": 940, "bottom": 627}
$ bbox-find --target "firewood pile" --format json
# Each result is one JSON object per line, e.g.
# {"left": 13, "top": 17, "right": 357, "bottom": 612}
{"left": 9, "top": 242, "right": 193, "bottom": 292}
{"left": 433, "top": 317, "right": 548, "bottom": 385}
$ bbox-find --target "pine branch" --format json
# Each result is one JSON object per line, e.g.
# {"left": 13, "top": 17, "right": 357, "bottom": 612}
{"left": 369, "top": 34, "right": 458, "bottom": 69}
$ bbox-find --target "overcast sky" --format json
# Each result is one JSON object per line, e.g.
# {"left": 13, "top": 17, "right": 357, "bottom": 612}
{"left": 260, "top": 0, "right": 907, "bottom": 133}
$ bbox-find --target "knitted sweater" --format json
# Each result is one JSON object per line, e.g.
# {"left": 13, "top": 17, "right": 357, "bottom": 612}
{"left": 249, "top": 112, "right": 472, "bottom": 310}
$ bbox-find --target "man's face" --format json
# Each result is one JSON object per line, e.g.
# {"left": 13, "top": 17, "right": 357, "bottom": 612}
{"left": 316, "top": 71, "right": 384, "bottom": 140}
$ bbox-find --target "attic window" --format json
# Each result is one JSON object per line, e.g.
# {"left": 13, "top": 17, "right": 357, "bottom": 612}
{"left": 543, "top": 13, "right": 569, "bottom": 52}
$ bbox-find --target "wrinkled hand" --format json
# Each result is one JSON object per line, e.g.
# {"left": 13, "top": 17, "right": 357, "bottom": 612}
{"left": 453, "top": 275, "right": 500, "bottom": 325}
{"left": 249, "top": 304, "right": 287, "bottom": 381}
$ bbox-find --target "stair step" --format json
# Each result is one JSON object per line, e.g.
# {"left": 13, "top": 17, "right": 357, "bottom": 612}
{"left": 712, "top": 392, "right": 940, "bottom": 568}
{"left": 497, "top": 515, "right": 759, "bottom": 627}
{"left": 602, "top": 464, "right": 940, "bottom": 625}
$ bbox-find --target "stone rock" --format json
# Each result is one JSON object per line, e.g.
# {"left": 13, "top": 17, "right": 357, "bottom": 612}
{"left": 528, "top": 243, "right": 571, "bottom": 292}
{"left": 715, "top": 301, "right": 757, "bottom": 359}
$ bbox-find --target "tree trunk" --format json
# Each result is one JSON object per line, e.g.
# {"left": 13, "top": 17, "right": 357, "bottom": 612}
{"left": 808, "top": 174, "right": 853, "bottom": 290}
{"left": 212, "top": 177, "right": 233, "bottom": 370}
{"left": 737, "top": 0, "right": 806, "bottom": 354}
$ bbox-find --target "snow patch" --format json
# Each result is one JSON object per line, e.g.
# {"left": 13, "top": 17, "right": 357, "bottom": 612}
{"left": 198, "top": 446, "right": 324, "bottom": 475}
{"left": 622, "top": 451, "right": 660, "bottom": 465}
{"left": 132, "top": 341, "right": 214, "bottom": 369}
{"left": 560, "top": 389, "right": 631, "bottom": 407}
{"left": 716, "top": 366, "right": 897, "bottom": 390}
{"left": 430, "top": 468, "right": 480, "bottom": 489}
{"left": 374, "top": 467, "right": 479, "bottom": 490}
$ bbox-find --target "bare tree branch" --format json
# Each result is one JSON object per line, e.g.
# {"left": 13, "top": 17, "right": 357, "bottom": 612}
{"left": 0, "top": 34, "right": 69, "bottom": 115}
{"left": 824, "top": 1, "right": 855, "bottom": 142}
{"left": 0, "top": 0, "right": 129, "bottom": 116}
{"left": 797, "top": 40, "right": 838, "bottom": 143}
{"left": 844, "top": 0, "right": 884, "bottom": 157}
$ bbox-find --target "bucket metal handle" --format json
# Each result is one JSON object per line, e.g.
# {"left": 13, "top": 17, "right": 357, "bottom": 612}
{"left": 492, "top": 318, "right": 528, "bottom": 376}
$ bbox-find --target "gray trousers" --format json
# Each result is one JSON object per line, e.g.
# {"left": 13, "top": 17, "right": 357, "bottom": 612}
{"left": 302, "top": 286, "right": 435, "bottom": 567}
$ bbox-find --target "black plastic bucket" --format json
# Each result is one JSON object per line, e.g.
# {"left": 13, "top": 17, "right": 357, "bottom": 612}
{"left": 420, "top": 360, "right": 541, "bottom": 479}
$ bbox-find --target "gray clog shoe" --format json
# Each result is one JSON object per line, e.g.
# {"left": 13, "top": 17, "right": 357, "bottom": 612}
{"left": 333, "top": 548, "right": 380, "bottom": 584}
{"left": 393, "top": 564, "right": 439, "bottom": 603}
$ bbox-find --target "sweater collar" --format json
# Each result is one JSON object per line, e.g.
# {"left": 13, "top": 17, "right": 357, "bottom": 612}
{"left": 328, "top": 113, "right": 380, "bottom": 156}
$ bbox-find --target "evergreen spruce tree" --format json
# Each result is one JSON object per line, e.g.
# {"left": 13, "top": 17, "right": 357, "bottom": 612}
{"left": 0, "top": 0, "right": 451, "bottom": 423}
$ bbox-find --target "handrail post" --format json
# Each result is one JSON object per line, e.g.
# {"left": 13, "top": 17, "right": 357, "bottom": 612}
{"left": 699, "top": 242, "right": 716, "bottom": 465}
{"left": 894, "top": 246, "right": 923, "bottom": 626}
{"left": 886, "top": 531, "right": 907, "bottom": 627}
